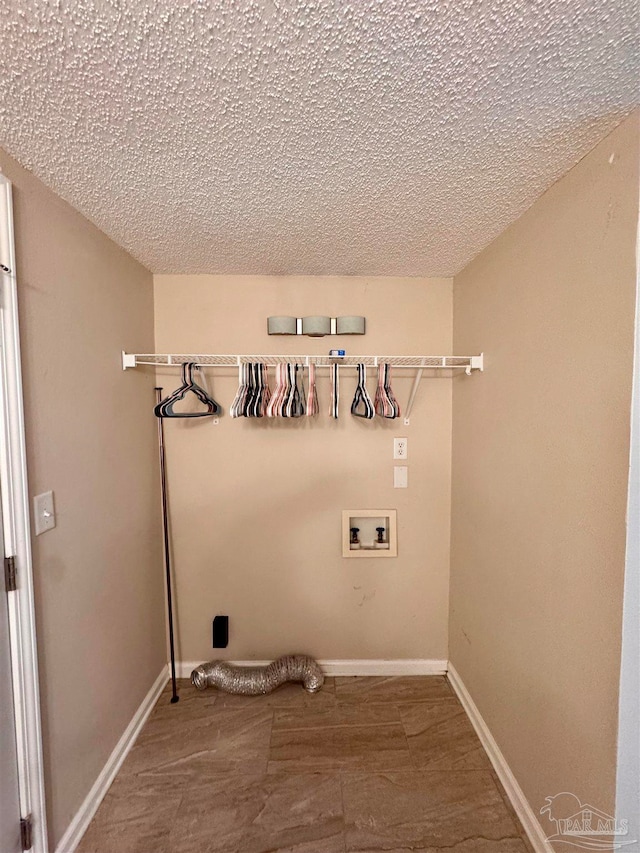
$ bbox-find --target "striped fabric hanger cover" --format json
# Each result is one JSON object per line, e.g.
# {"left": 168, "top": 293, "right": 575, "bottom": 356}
{"left": 351, "top": 363, "right": 375, "bottom": 419}
{"left": 374, "top": 363, "right": 401, "bottom": 419}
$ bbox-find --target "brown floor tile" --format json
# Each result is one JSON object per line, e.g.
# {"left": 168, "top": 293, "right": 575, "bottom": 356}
{"left": 341, "top": 770, "right": 523, "bottom": 851}
{"left": 400, "top": 699, "right": 492, "bottom": 771}
{"left": 273, "top": 702, "right": 401, "bottom": 731}
{"left": 167, "top": 772, "right": 264, "bottom": 853}
{"left": 119, "top": 705, "right": 273, "bottom": 780}
{"left": 353, "top": 841, "right": 530, "bottom": 852}
{"left": 166, "top": 771, "right": 346, "bottom": 853}
{"left": 335, "top": 676, "right": 453, "bottom": 704}
{"left": 78, "top": 676, "right": 534, "bottom": 853}
{"left": 269, "top": 722, "right": 412, "bottom": 772}
{"left": 76, "top": 774, "right": 183, "bottom": 853}
{"left": 240, "top": 771, "right": 345, "bottom": 853}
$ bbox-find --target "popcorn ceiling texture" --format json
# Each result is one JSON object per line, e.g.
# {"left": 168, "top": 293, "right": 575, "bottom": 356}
{"left": 0, "top": 1, "right": 637, "bottom": 275}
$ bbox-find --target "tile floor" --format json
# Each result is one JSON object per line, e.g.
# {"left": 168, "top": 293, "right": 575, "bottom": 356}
{"left": 77, "top": 676, "right": 534, "bottom": 853}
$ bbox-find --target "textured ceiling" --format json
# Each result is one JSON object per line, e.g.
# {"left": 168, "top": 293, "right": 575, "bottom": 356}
{"left": 0, "top": 1, "right": 638, "bottom": 276}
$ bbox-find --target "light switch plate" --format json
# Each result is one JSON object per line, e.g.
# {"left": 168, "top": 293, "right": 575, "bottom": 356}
{"left": 394, "top": 466, "right": 408, "bottom": 488}
{"left": 33, "top": 491, "right": 56, "bottom": 535}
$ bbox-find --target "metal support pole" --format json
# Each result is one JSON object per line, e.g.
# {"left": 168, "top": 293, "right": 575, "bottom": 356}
{"left": 155, "top": 388, "right": 179, "bottom": 704}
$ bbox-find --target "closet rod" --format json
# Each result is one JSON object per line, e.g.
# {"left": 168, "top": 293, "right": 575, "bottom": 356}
{"left": 122, "top": 352, "right": 484, "bottom": 374}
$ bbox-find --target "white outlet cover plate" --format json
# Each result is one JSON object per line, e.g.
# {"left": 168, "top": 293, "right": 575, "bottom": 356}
{"left": 394, "top": 466, "right": 408, "bottom": 488}
{"left": 33, "top": 491, "right": 56, "bottom": 535}
{"left": 394, "top": 437, "right": 408, "bottom": 459}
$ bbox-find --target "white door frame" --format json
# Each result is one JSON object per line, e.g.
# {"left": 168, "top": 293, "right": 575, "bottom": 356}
{"left": 0, "top": 175, "right": 48, "bottom": 853}
{"left": 615, "top": 190, "right": 640, "bottom": 845}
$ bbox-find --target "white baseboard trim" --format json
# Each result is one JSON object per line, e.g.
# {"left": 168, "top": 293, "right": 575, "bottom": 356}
{"left": 319, "top": 659, "right": 449, "bottom": 676}
{"left": 178, "top": 658, "right": 448, "bottom": 679}
{"left": 447, "top": 663, "right": 553, "bottom": 853}
{"left": 55, "top": 665, "right": 169, "bottom": 853}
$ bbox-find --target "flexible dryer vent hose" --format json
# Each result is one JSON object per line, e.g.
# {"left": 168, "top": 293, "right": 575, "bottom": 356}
{"left": 191, "top": 655, "right": 324, "bottom": 695}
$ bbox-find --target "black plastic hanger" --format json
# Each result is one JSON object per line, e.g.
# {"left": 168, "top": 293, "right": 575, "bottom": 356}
{"left": 154, "top": 362, "right": 221, "bottom": 418}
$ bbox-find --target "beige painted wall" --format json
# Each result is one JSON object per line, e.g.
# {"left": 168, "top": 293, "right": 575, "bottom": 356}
{"left": 450, "top": 112, "right": 639, "bottom": 820}
{"left": 153, "top": 275, "right": 452, "bottom": 663}
{"left": 0, "top": 150, "right": 166, "bottom": 849}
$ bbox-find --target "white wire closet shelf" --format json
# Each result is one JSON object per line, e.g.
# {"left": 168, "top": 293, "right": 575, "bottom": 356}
{"left": 122, "top": 352, "right": 484, "bottom": 372}
{"left": 122, "top": 351, "right": 483, "bottom": 424}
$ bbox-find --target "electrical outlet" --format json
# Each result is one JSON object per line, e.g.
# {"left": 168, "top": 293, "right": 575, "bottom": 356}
{"left": 393, "top": 437, "right": 408, "bottom": 460}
